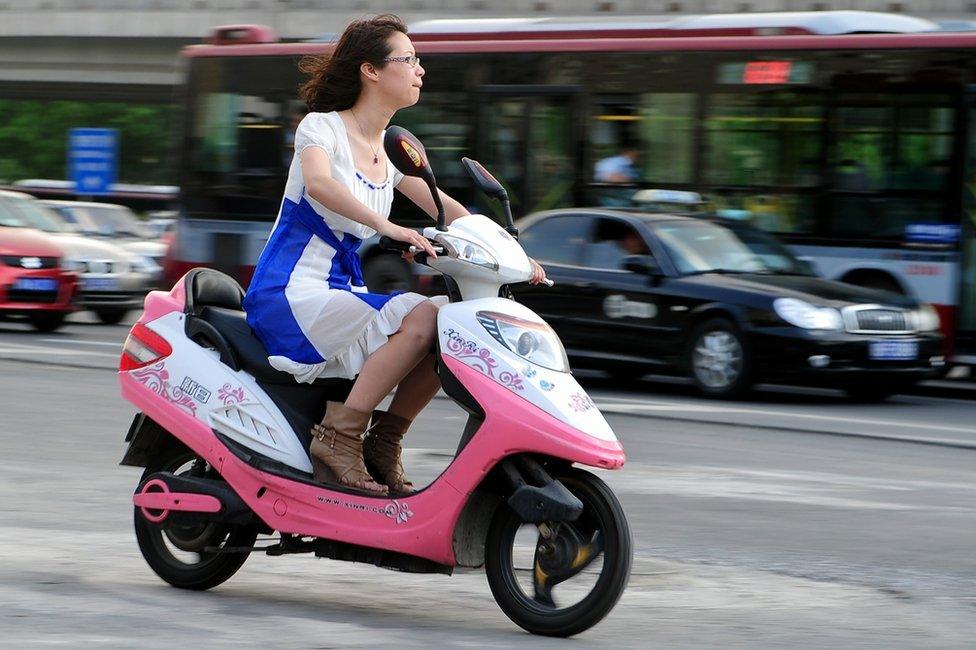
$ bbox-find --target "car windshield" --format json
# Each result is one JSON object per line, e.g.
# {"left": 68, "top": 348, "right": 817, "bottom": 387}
{"left": 0, "top": 198, "right": 30, "bottom": 228}
{"left": 78, "top": 205, "right": 151, "bottom": 238}
{"left": 654, "top": 220, "right": 807, "bottom": 276}
{"left": 5, "top": 197, "right": 70, "bottom": 233}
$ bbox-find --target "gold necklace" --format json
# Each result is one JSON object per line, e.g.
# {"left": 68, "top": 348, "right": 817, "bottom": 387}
{"left": 350, "top": 108, "right": 381, "bottom": 165}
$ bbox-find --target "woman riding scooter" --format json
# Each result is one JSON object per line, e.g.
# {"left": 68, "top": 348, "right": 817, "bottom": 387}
{"left": 243, "top": 14, "right": 548, "bottom": 494}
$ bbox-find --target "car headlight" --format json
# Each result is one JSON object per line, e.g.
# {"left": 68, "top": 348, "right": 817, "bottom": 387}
{"left": 131, "top": 255, "right": 161, "bottom": 275}
{"left": 773, "top": 298, "right": 844, "bottom": 330}
{"left": 915, "top": 304, "right": 940, "bottom": 331}
{"left": 476, "top": 310, "right": 570, "bottom": 372}
{"left": 60, "top": 258, "right": 86, "bottom": 273}
{"left": 435, "top": 233, "right": 498, "bottom": 271}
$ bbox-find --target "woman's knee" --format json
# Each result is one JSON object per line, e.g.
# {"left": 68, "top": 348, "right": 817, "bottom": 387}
{"left": 401, "top": 301, "right": 438, "bottom": 344}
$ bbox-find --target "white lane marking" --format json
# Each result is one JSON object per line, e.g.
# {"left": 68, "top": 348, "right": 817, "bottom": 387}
{"left": 594, "top": 399, "right": 976, "bottom": 435}
{"left": 39, "top": 338, "right": 121, "bottom": 348}
{"left": 0, "top": 343, "right": 118, "bottom": 358}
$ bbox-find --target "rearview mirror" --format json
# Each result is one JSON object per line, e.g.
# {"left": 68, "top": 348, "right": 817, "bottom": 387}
{"left": 384, "top": 125, "right": 446, "bottom": 231}
{"left": 461, "top": 157, "right": 507, "bottom": 201}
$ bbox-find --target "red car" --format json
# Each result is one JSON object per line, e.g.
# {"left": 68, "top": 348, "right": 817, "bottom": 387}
{"left": 0, "top": 226, "right": 77, "bottom": 331}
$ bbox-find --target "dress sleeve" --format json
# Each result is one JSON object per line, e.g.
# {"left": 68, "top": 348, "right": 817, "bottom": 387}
{"left": 294, "top": 113, "right": 338, "bottom": 158}
{"left": 392, "top": 165, "right": 405, "bottom": 187}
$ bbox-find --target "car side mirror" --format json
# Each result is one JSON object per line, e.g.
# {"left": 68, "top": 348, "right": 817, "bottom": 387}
{"left": 621, "top": 254, "right": 661, "bottom": 275}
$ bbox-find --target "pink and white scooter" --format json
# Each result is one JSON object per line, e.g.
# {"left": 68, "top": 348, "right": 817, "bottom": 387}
{"left": 119, "top": 127, "right": 631, "bottom": 637}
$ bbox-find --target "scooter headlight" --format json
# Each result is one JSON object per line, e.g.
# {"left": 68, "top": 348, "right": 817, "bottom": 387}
{"left": 476, "top": 310, "right": 570, "bottom": 372}
{"left": 435, "top": 233, "right": 498, "bottom": 271}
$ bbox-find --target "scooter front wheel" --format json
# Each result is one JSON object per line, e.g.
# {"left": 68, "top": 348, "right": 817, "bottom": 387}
{"left": 134, "top": 449, "right": 257, "bottom": 590}
{"left": 485, "top": 467, "right": 632, "bottom": 637}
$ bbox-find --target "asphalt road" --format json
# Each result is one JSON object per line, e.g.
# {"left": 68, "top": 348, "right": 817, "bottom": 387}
{"left": 1, "top": 325, "right": 974, "bottom": 647}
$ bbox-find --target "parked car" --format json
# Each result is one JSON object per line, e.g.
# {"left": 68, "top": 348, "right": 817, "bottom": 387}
{"left": 0, "top": 191, "right": 154, "bottom": 324}
{"left": 41, "top": 200, "right": 167, "bottom": 285}
{"left": 512, "top": 208, "right": 945, "bottom": 400}
{"left": 0, "top": 213, "right": 77, "bottom": 332}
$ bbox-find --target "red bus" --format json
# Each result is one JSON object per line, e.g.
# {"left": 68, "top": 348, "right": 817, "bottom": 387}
{"left": 168, "top": 11, "right": 976, "bottom": 363}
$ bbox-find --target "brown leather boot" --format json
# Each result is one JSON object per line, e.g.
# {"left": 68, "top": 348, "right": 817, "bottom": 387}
{"left": 309, "top": 401, "right": 387, "bottom": 494}
{"left": 363, "top": 409, "right": 415, "bottom": 495}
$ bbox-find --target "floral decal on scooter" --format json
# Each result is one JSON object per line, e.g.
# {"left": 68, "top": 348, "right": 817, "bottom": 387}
{"left": 218, "top": 383, "right": 246, "bottom": 405}
{"left": 131, "top": 362, "right": 198, "bottom": 416}
{"left": 384, "top": 500, "right": 413, "bottom": 525}
{"left": 443, "top": 329, "right": 524, "bottom": 391}
{"left": 569, "top": 391, "right": 596, "bottom": 413}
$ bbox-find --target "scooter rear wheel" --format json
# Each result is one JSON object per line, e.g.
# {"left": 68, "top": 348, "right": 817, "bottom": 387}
{"left": 485, "top": 467, "right": 632, "bottom": 637}
{"left": 134, "top": 449, "right": 257, "bottom": 590}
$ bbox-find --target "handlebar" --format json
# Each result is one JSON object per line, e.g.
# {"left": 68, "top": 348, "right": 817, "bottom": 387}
{"left": 378, "top": 235, "right": 553, "bottom": 286}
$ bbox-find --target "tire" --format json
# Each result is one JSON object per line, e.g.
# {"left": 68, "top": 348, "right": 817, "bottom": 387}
{"left": 363, "top": 254, "right": 412, "bottom": 294}
{"left": 95, "top": 308, "right": 128, "bottom": 325}
{"left": 485, "top": 467, "right": 632, "bottom": 637}
{"left": 28, "top": 312, "right": 66, "bottom": 332}
{"left": 134, "top": 447, "right": 257, "bottom": 591}
{"left": 686, "top": 317, "right": 752, "bottom": 399}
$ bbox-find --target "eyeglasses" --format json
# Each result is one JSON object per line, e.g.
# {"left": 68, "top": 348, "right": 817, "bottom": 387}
{"left": 384, "top": 55, "right": 421, "bottom": 68}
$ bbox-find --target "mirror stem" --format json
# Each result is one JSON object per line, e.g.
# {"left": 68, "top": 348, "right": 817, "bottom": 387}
{"left": 430, "top": 180, "right": 447, "bottom": 231}
{"left": 500, "top": 198, "right": 518, "bottom": 238}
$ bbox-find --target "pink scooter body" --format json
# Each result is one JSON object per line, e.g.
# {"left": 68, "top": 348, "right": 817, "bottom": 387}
{"left": 121, "top": 279, "right": 625, "bottom": 567}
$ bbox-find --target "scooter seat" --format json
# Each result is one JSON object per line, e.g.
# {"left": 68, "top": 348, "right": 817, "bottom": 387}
{"left": 197, "top": 306, "right": 299, "bottom": 383}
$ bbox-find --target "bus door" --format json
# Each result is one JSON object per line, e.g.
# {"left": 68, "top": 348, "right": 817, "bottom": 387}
{"left": 475, "top": 86, "right": 580, "bottom": 216}
{"left": 960, "top": 90, "right": 976, "bottom": 359}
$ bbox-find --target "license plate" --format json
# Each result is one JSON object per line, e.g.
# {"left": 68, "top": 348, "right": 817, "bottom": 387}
{"left": 13, "top": 277, "right": 58, "bottom": 292}
{"left": 83, "top": 277, "right": 119, "bottom": 291}
{"left": 869, "top": 340, "right": 918, "bottom": 361}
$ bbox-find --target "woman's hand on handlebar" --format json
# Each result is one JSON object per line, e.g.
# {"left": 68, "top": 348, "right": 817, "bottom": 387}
{"left": 529, "top": 258, "right": 548, "bottom": 285}
{"left": 377, "top": 222, "right": 437, "bottom": 258}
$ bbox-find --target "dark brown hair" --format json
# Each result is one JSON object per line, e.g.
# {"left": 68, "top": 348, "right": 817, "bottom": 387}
{"left": 299, "top": 14, "right": 408, "bottom": 112}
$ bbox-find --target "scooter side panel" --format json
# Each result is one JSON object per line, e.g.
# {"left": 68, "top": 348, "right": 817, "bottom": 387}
{"left": 438, "top": 356, "right": 626, "bottom": 494}
{"left": 125, "top": 311, "right": 314, "bottom": 472}
{"left": 121, "top": 372, "right": 467, "bottom": 566}
{"left": 438, "top": 298, "right": 618, "bottom": 442}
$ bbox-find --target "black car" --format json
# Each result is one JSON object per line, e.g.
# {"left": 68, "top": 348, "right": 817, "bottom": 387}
{"left": 512, "top": 209, "right": 945, "bottom": 400}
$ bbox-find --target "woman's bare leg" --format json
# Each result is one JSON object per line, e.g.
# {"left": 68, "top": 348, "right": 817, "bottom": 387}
{"left": 386, "top": 353, "right": 440, "bottom": 421}
{"left": 343, "top": 301, "right": 438, "bottom": 414}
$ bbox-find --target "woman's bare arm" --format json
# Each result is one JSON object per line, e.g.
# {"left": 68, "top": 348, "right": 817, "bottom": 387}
{"left": 394, "top": 175, "right": 469, "bottom": 224}
{"left": 301, "top": 147, "right": 437, "bottom": 256}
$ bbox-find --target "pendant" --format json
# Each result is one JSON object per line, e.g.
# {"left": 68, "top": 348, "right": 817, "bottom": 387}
{"left": 373, "top": 155, "right": 378, "bottom": 164}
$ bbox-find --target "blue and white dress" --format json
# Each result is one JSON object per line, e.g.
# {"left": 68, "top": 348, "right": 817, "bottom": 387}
{"left": 244, "top": 111, "right": 441, "bottom": 383}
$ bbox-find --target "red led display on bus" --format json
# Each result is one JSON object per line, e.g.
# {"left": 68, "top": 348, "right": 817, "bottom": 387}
{"left": 742, "top": 61, "right": 792, "bottom": 84}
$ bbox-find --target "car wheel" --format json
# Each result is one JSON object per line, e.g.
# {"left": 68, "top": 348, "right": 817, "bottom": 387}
{"left": 29, "top": 312, "right": 67, "bottom": 333}
{"left": 363, "top": 254, "right": 412, "bottom": 294}
{"left": 95, "top": 308, "right": 128, "bottom": 325}
{"left": 686, "top": 318, "right": 752, "bottom": 399}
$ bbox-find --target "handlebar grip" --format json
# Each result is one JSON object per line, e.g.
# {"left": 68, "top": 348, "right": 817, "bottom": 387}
{"left": 378, "top": 236, "right": 411, "bottom": 252}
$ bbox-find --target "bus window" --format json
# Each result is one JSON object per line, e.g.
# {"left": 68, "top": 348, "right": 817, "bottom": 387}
{"left": 705, "top": 92, "right": 823, "bottom": 188}
{"left": 704, "top": 92, "right": 823, "bottom": 234}
{"left": 183, "top": 57, "right": 297, "bottom": 218}
{"left": 829, "top": 94, "right": 956, "bottom": 239}
{"left": 590, "top": 93, "right": 694, "bottom": 207}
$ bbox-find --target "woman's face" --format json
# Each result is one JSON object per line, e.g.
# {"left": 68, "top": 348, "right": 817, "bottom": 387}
{"left": 376, "top": 31, "right": 424, "bottom": 109}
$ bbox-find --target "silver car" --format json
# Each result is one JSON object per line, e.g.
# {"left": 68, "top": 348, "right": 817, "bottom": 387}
{"left": 0, "top": 191, "right": 155, "bottom": 324}
{"left": 42, "top": 200, "right": 167, "bottom": 283}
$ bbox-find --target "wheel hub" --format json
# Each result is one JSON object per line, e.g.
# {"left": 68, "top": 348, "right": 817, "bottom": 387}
{"left": 693, "top": 331, "right": 742, "bottom": 388}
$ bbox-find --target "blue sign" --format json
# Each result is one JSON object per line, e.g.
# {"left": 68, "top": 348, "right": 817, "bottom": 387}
{"left": 904, "top": 223, "right": 961, "bottom": 245}
{"left": 68, "top": 128, "right": 117, "bottom": 195}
